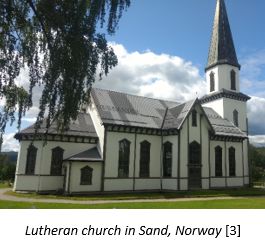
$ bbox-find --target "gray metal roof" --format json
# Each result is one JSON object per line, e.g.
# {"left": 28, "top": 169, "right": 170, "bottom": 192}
{"left": 15, "top": 112, "right": 98, "bottom": 138}
{"left": 206, "top": 0, "right": 240, "bottom": 70}
{"left": 163, "top": 99, "right": 196, "bottom": 130}
{"left": 92, "top": 88, "right": 246, "bottom": 139}
{"left": 65, "top": 147, "right": 102, "bottom": 161}
{"left": 203, "top": 107, "right": 247, "bottom": 138}
{"left": 16, "top": 88, "right": 248, "bottom": 140}
{"left": 91, "top": 88, "right": 178, "bottom": 129}
{"left": 200, "top": 89, "right": 251, "bottom": 104}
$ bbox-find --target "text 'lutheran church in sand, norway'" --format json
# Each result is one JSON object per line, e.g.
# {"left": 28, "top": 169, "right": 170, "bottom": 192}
{"left": 14, "top": 0, "right": 251, "bottom": 194}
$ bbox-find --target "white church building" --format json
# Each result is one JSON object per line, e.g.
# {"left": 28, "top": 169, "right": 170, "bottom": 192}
{"left": 14, "top": 0, "right": 250, "bottom": 194}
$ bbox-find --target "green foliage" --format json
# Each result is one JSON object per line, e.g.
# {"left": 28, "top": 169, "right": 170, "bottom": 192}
{"left": 0, "top": 154, "right": 16, "bottom": 182}
{"left": 0, "top": 0, "right": 130, "bottom": 134}
{"left": 249, "top": 144, "right": 265, "bottom": 181}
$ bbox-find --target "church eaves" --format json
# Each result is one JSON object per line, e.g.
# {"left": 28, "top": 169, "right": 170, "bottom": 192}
{"left": 206, "top": 0, "right": 240, "bottom": 71}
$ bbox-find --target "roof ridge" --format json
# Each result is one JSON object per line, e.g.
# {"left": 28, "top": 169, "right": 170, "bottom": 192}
{"left": 169, "top": 98, "right": 196, "bottom": 110}
{"left": 92, "top": 87, "right": 179, "bottom": 104}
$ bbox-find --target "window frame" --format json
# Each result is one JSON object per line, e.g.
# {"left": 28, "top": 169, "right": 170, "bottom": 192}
{"left": 189, "top": 141, "right": 201, "bottom": 165}
{"left": 210, "top": 72, "right": 215, "bottom": 92}
{"left": 233, "top": 109, "right": 239, "bottom": 127}
{"left": 163, "top": 142, "right": 172, "bottom": 177}
{"left": 229, "top": 147, "right": 236, "bottom": 177}
{"left": 118, "top": 139, "right": 131, "bottom": 178}
{"left": 25, "top": 145, "right": 38, "bottom": 175}
{"left": 192, "top": 110, "right": 197, "bottom": 127}
{"left": 80, "top": 166, "right": 93, "bottom": 185}
{"left": 139, "top": 140, "right": 151, "bottom": 178}
{"left": 215, "top": 146, "right": 223, "bottom": 177}
{"left": 50, "top": 146, "right": 64, "bottom": 176}
{"left": 231, "top": 70, "right": 236, "bottom": 90}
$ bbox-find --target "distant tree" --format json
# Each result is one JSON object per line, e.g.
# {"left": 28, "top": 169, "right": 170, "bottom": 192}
{"left": 0, "top": 154, "right": 16, "bottom": 182}
{"left": 0, "top": 0, "right": 131, "bottom": 136}
{"left": 249, "top": 145, "right": 265, "bottom": 181}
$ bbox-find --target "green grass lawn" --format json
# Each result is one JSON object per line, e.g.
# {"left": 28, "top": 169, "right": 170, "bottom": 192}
{"left": 1, "top": 197, "right": 265, "bottom": 209}
{"left": 5, "top": 187, "right": 265, "bottom": 201}
{"left": 0, "top": 182, "right": 10, "bottom": 189}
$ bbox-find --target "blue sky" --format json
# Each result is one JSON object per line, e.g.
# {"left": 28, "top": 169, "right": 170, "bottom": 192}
{"left": 2, "top": 0, "right": 265, "bottom": 150}
{"left": 106, "top": 0, "right": 265, "bottom": 74}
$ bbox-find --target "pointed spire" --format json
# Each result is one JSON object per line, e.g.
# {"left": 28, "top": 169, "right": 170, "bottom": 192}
{"left": 206, "top": 0, "right": 240, "bottom": 71}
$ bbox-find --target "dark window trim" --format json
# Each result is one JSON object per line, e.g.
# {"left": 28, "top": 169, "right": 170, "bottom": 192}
{"left": 80, "top": 166, "right": 93, "bottom": 185}
{"left": 118, "top": 139, "right": 131, "bottom": 178}
{"left": 50, "top": 146, "right": 64, "bottom": 176}
{"left": 231, "top": 70, "right": 236, "bottom": 90}
{"left": 163, "top": 141, "right": 172, "bottom": 177}
{"left": 229, "top": 147, "right": 236, "bottom": 177}
{"left": 139, "top": 140, "right": 151, "bottom": 178}
{"left": 210, "top": 72, "right": 215, "bottom": 92}
{"left": 25, "top": 145, "right": 38, "bottom": 175}
{"left": 189, "top": 141, "right": 201, "bottom": 164}
{"left": 233, "top": 109, "right": 239, "bottom": 127}
{"left": 192, "top": 110, "right": 197, "bottom": 127}
{"left": 215, "top": 146, "right": 223, "bottom": 177}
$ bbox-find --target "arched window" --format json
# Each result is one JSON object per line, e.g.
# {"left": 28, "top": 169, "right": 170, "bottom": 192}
{"left": 80, "top": 166, "right": 93, "bottom": 185}
{"left": 229, "top": 147, "right": 236, "bottom": 176}
{"left": 50, "top": 146, "right": 64, "bottom": 175}
{"left": 210, "top": 72, "right": 215, "bottom": 92}
{"left": 233, "top": 109, "right": 239, "bottom": 127}
{"left": 231, "top": 70, "right": 236, "bottom": 90}
{"left": 163, "top": 142, "right": 172, "bottom": 177}
{"left": 189, "top": 141, "right": 201, "bottom": 164}
{"left": 215, "top": 146, "right": 222, "bottom": 177}
{"left": 192, "top": 110, "right": 197, "bottom": 127}
{"left": 25, "top": 145, "right": 37, "bottom": 175}
{"left": 140, "top": 140, "right": 150, "bottom": 177}
{"left": 118, "top": 139, "right": 131, "bottom": 177}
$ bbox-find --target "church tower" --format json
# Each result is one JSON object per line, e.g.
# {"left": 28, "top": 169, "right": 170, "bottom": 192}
{"left": 201, "top": 0, "right": 250, "bottom": 134}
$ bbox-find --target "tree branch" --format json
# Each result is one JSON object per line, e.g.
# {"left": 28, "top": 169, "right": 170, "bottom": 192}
{"left": 25, "top": 0, "right": 52, "bottom": 50}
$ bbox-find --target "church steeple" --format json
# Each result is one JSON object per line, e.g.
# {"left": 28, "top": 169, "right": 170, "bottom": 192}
{"left": 206, "top": 0, "right": 240, "bottom": 71}
{"left": 202, "top": 0, "right": 250, "bottom": 134}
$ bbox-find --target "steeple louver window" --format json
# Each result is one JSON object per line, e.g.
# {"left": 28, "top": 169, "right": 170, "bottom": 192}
{"left": 210, "top": 72, "right": 215, "bottom": 92}
{"left": 231, "top": 70, "right": 236, "bottom": 90}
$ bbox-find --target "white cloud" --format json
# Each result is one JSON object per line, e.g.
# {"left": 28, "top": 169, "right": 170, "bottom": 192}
{"left": 247, "top": 96, "right": 265, "bottom": 135}
{"left": 95, "top": 43, "right": 206, "bottom": 102}
{"left": 1, "top": 43, "right": 265, "bottom": 150}
{"left": 1, "top": 133, "right": 19, "bottom": 152}
{"left": 241, "top": 49, "right": 265, "bottom": 98}
{"left": 249, "top": 135, "right": 265, "bottom": 147}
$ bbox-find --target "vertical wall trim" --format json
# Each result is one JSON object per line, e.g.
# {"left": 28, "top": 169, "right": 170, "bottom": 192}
{"left": 160, "top": 134, "right": 164, "bottom": 191}
{"left": 241, "top": 141, "right": 245, "bottom": 186}
{"left": 224, "top": 140, "right": 228, "bottom": 188}
{"left": 67, "top": 161, "right": 72, "bottom": 194}
{"left": 208, "top": 135, "right": 211, "bottom": 189}
{"left": 246, "top": 118, "right": 251, "bottom": 187}
{"left": 200, "top": 114, "right": 203, "bottom": 189}
{"left": 101, "top": 127, "right": 107, "bottom": 192}
{"left": 159, "top": 108, "right": 168, "bottom": 192}
{"left": 177, "top": 133, "right": 181, "bottom": 190}
{"left": 187, "top": 118, "right": 190, "bottom": 190}
{"left": 37, "top": 141, "right": 44, "bottom": 193}
{"left": 133, "top": 132, "right": 137, "bottom": 191}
